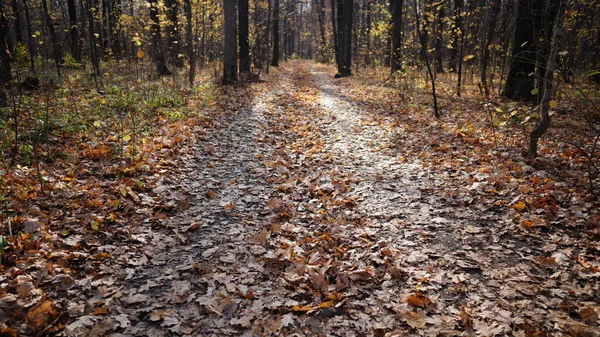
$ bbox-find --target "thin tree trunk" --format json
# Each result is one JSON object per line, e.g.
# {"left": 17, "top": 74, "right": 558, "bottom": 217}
{"left": 330, "top": 0, "right": 339, "bottom": 66}
{"left": 480, "top": 0, "right": 501, "bottom": 98}
{"left": 166, "top": 0, "right": 182, "bottom": 67}
{"left": 239, "top": 0, "right": 250, "bottom": 73}
{"left": 414, "top": 0, "right": 439, "bottom": 118}
{"left": 42, "top": 0, "right": 62, "bottom": 76}
{"left": 87, "top": 0, "right": 100, "bottom": 79}
{"left": 390, "top": 0, "right": 403, "bottom": 72}
{"left": 434, "top": 1, "right": 445, "bottom": 73}
{"left": 529, "top": 0, "right": 566, "bottom": 157}
{"left": 67, "top": 0, "right": 81, "bottom": 61}
{"left": 223, "top": 0, "right": 238, "bottom": 84}
{"left": 22, "top": 0, "right": 34, "bottom": 69}
{"left": 184, "top": 0, "right": 194, "bottom": 85}
{"left": 0, "top": 0, "right": 11, "bottom": 85}
{"left": 364, "top": 0, "right": 372, "bottom": 65}
{"left": 271, "top": 0, "right": 280, "bottom": 66}
{"left": 10, "top": 0, "right": 23, "bottom": 47}
{"left": 449, "top": 0, "right": 462, "bottom": 72}
{"left": 149, "top": 0, "right": 171, "bottom": 76}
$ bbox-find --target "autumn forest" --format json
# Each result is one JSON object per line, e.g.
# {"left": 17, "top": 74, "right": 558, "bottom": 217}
{"left": 0, "top": 0, "right": 599, "bottom": 336}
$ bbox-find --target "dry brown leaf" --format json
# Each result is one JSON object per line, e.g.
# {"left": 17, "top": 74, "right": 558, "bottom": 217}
{"left": 25, "top": 299, "right": 56, "bottom": 330}
{"left": 249, "top": 228, "right": 268, "bottom": 245}
{"left": 580, "top": 307, "right": 599, "bottom": 323}
{"left": 92, "top": 306, "right": 109, "bottom": 315}
{"left": 405, "top": 292, "right": 432, "bottom": 308}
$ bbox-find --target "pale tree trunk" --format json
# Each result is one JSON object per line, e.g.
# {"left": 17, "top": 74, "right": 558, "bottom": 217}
{"left": 529, "top": 0, "right": 566, "bottom": 157}
{"left": 223, "top": 0, "right": 238, "bottom": 84}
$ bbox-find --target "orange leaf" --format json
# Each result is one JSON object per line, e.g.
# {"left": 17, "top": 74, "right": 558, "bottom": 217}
{"left": 92, "top": 306, "right": 109, "bottom": 315}
{"left": 0, "top": 327, "right": 19, "bottom": 337}
{"left": 291, "top": 305, "right": 313, "bottom": 312}
{"left": 406, "top": 293, "right": 432, "bottom": 308}
{"left": 513, "top": 201, "right": 527, "bottom": 212}
{"left": 206, "top": 190, "right": 216, "bottom": 199}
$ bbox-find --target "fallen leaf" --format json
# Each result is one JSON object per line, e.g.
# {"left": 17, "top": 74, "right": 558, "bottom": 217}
{"left": 25, "top": 299, "right": 56, "bottom": 331}
{"left": 406, "top": 292, "right": 432, "bottom": 308}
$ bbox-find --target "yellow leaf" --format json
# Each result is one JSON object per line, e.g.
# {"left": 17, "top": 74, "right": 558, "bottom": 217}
{"left": 531, "top": 88, "right": 539, "bottom": 95}
{"left": 123, "top": 134, "right": 131, "bottom": 142}
{"left": 549, "top": 100, "right": 558, "bottom": 109}
{"left": 291, "top": 305, "right": 313, "bottom": 312}
{"left": 513, "top": 201, "right": 527, "bottom": 212}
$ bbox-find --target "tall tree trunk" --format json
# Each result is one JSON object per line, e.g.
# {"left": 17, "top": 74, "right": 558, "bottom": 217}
{"left": 271, "top": 0, "right": 280, "bottom": 66}
{"left": 449, "top": 0, "right": 463, "bottom": 72}
{"left": 0, "top": 0, "right": 11, "bottom": 85}
{"left": 330, "top": 0, "right": 339, "bottom": 66}
{"left": 87, "top": 0, "right": 100, "bottom": 78}
{"left": 41, "top": 0, "right": 62, "bottom": 76}
{"left": 335, "top": 0, "right": 352, "bottom": 77}
{"left": 184, "top": 0, "right": 194, "bottom": 85}
{"left": 364, "top": 0, "right": 371, "bottom": 65}
{"left": 480, "top": 0, "right": 501, "bottom": 97}
{"left": 529, "top": 0, "right": 566, "bottom": 157}
{"left": 239, "top": 0, "right": 250, "bottom": 73}
{"left": 223, "top": 0, "right": 238, "bottom": 84}
{"left": 67, "top": 0, "right": 81, "bottom": 61}
{"left": 10, "top": 0, "right": 23, "bottom": 47}
{"left": 502, "top": 0, "right": 543, "bottom": 101}
{"left": 390, "top": 0, "right": 403, "bottom": 72}
{"left": 434, "top": 1, "right": 444, "bottom": 73}
{"left": 22, "top": 0, "right": 34, "bottom": 69}
{"left": 166, "top": 0, "right": 182, "bottom": 67}
{"left": 317, "top": 0, "right": 327, "bottom": 61}
{"left": 108, "top": 0, "right": 121, "bottom": 59}
{"left": 414, "top": 0, "right": 439, "bottom": 118}
{"left": 149, "top": 0, "right": 171, "bottom": 76}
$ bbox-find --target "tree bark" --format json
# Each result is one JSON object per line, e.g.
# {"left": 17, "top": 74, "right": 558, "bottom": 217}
{"left": 149, "top": 0, "right": 171, "bottom": 76}
{"left": 166, "top": 0, "right": 182, "bottom": 67}
{"left": 434, "top": 1, "right": 445, "bottom": 73}
{"left": 0, "top": 0, "right": 11, "bottom": 85}
{"left": 480, "top": 0, "right": 501, "bottom": 97}
{"left": 271, "top": 0, "right": 280, "bottom": 66}
{"left": 503, "top": 0, "right": 543, "bottom": 101}
{"left": 449, "top": 0, "right": 463, "bottom": 72}
{"left": 330, "top": 0, "right": 339, "bottom": 66}
{"left": 239, "top": 0, "right": 250, "bottom": 73}
{"left": 41, "top": 0, "right": 62, "bottom": 76}
{"left": 390, "top": 0, "right": 403, "bottom": 72}
{"left": 22, "top": 0, "right": 34, "bottom": 69}
{"left": 335, "top": 0, "right": 353, "bottom": 77}
{"left": 529, "top": 0, "right": 566, "bottom": 157}
{"left": 317, "top": 0, "right": 327, "bottom": 61}
{"left": 184, "top": 0, "right": 194, "bottom": 85}
{"left": 364, "top": 0, "right": 371, "bottom": 65}
{"left": 223, "top": 0, "right": 238, "bottom": 84}
{"left": 67, "top": 0, "right": 81, "bottom": 61}
{"left": 87, "top": 0, "right": 100, "bottom": 77}
{"left": 10, "top": 0, "right": 23, "bottom": 47}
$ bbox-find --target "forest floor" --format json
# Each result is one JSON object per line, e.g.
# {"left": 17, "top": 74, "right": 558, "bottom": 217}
{"left": 1, "top": 60, "right": 599, "bottom": 336}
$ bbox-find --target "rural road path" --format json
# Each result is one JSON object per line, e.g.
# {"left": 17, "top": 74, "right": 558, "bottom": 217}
{"left": 63, "top": 61, "right": 596, "bottom": 337}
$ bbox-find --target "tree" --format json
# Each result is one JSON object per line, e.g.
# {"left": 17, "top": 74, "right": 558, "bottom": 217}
{"left": 149, "top": 0, "right": 171, "bottom": 76}
{"left": 529, "top": 0, "right": 566, "bottom": 157}
{"left": 480, "top": 0, "right": 501, "bottom": 97}
{"left": 0, "top": 0, "right": 10, "bottom": 86}
{"left": 449, "top": 0, "right": 463, "bottom": 72}
{"left": 184, "top": 0, "right": 195, "bottom": 85}
{"left": 503, "top": 0, "right": 544, "bottom": 101}
{"left": 335, "top": 0, "right": 353, "bottom": 77}
{"left": 433, "top": 1, "right": 445, "bottom": 74}
{"left": 67, "top": 0, "right": 81, "bottom": 61}
{"left": 239, "top": 0, "right": 250, "bottom": 73}
{"left": 390, "top": 0, "right": 403, "bottom": 73}
{"left": 41, "top": 0, "right": 62, "bottom": 76}
{"left": 271, "top": 0, "right": 280, "bottom": 66}
{"left": 166, "top": 0, "right": 182, "bottom": 67}
{"left": 223, "top": 0, "right": 238, "bottom": 84}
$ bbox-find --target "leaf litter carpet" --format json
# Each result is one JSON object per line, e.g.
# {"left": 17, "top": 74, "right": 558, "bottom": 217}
{"left": 63, "top": 61, "right": 598, "bottom": 336}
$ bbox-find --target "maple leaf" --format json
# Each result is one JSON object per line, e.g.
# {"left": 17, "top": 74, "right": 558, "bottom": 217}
{"left": 25, "top": 299, "right": 57, "bottom": 331}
